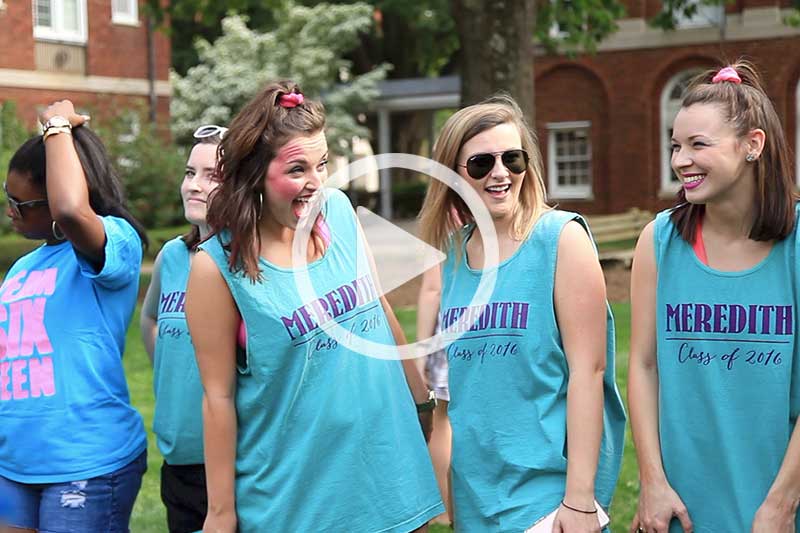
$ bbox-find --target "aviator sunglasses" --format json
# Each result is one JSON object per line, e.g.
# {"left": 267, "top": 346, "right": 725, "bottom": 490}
{"left": 3, "top": 182, "right": 48, "bottom": 218}
{"left": 458, "top": 149, "right": 529, "bottom": 180}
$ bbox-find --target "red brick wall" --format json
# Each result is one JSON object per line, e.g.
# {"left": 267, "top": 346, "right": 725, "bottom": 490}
{"left": 0, "top": 1, "right": 171, "bottom": 128}
{"left": 535, "top": 64, "right": 611, "bottom": 215}
{"left": 536, "top": 37, "right": 800, "bottom": 214}
{"left": 86, "top": 0, "right": 170, "bottom": 81}
{"left": 0, "top": 1, "right": 36, "bottom": 70}
{"left": 3, "top": 88, "right": 170, "bottom": 132}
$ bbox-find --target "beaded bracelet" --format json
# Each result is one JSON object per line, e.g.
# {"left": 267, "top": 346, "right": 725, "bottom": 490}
{"left": 561, "top": 500, "right": 597, "bottom": 514}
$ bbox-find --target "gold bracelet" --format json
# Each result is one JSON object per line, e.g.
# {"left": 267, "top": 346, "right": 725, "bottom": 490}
{"left": 43, "top": 126, "right": 72, "bottom": 141}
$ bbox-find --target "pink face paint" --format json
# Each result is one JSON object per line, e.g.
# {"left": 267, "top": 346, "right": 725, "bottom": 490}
{"left": 266, "top": 139, "right": 315, "bottom": 202}
{"left": 264, "top": 133, "right": 329, "bottom": 222}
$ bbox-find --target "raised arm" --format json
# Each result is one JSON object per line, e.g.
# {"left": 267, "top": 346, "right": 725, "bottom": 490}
{"left": 39, "top": 101, "right": 107, "bottom": 266}
{"left": 628, "top": 221, "right": 692, "bottom": 533}
{"left": 185, "top": 251, "right": 239, "bottom": 533}
{"left": 140, "top": 251, "right": 164, "bottom": 365}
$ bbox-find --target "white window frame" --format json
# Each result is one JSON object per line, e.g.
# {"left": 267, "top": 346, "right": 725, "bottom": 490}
{"left": 33, "top": 0, "right": 88, "bottom": 44}
{"left": 111, "top": 0, "right": 139, "bottom": 26}
{"left": 673, "top": 0, "right": 724, "bottom": 29}
{"left": 547, "top": 121, "right": 593, "bottom": 200}
{"left": 660, "top": 69, "right": 703, "bottom": 196}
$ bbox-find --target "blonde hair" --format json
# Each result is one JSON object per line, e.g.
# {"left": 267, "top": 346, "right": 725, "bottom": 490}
{"left": 418, "top": 94, "right": 550, "bottom": 252}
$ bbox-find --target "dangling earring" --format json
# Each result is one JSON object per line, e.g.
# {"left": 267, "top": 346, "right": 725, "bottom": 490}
{"left": 51, "top": 220, "right": 65, "bottom": 241}
{"left": 745, "top": 153, "right": 757, "bottom": 162}
{"left": 258, "top": 192, "right": 264, "bottom": 220}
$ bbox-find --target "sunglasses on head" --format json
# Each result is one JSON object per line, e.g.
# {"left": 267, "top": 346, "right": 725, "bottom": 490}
{"left": 3, "top": 182, "right": 48, "bottom": 218}
{"left": 457, "top": 149, "right": 529, "bottom": 180}
{"left": 193, "top": 124, "right": 228, "bottom": 140}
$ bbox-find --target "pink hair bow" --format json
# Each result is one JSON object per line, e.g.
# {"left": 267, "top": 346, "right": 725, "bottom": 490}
{"left": 712, "top": 67, "right": 741, "bottom": 84}
{"left": 278, "top": 92, "right": 305, "bottom": 108}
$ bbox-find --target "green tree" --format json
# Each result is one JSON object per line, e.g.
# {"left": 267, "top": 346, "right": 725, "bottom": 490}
{"left": 145, "top": 0, "right": 284, "bottom": 75}
{"left": 170, "top": 3, "right": 388, "bottom": 152}
{"left": 452, "top": 0, "right": 625, "bottom": 120}
{"left": 0, "top": 102, "right": 35, "bottom": 235}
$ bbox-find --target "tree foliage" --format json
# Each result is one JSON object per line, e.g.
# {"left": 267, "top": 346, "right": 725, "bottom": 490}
{"left": 170, "top": 3, "right": 388, "bottom": 152}
{"left": 536, "top": 0, "right": 626, "bottom": 54}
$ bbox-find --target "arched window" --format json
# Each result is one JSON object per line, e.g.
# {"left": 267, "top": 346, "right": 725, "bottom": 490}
{"left": 660, "top": 69, "right": 702, "bottom": 195}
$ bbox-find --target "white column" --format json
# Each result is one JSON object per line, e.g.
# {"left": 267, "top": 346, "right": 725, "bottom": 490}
{"left": 378, "top": 107, "right": 392, "bottom": 219}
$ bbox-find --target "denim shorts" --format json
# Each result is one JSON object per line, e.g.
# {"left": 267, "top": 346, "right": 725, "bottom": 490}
{"left": 0, "top": 450, "right": 147, "bottom": 533}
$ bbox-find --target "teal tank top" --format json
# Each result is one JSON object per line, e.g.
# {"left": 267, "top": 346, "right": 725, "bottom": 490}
{"left": 440, "top": 210, "right": 626, "bottom": 532}
{"left": 199, "top": 188, "right": 443, "bottom": 532}
{"left": 654, "top": 205, "right": 800, "bottom": 532}
{"left": 152, "top": 237, "right": 204, "bottom": 465}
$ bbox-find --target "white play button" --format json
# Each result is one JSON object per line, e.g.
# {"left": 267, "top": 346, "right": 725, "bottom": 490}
{"left": 355, "top": 206, "right": 446, "bottom": 297}
{"left": 291, "top": 153, "right": 499, "bottom": 360}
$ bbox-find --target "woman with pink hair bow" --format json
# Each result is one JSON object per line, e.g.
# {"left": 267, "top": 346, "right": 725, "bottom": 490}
{"left": 185, "top": 81, "right": 443, "bottom": 533}
{"left": 629, "top": 60, "right": 800, "bottom": 533}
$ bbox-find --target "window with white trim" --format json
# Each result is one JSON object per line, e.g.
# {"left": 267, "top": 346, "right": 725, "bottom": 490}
{"left": 547, "top": 121, "right": 592, "bottom": 199}
{"left": 112, "top": 0, "right": 138, "bottom": 25}
{"left": 660, "top": 69, "right": 702, "bottom": 195}
{"left": 673, "top": 0, "right": 724, "bottom": 29}
{"left": 33, "top": 0, "right": 87, "bottom": 44}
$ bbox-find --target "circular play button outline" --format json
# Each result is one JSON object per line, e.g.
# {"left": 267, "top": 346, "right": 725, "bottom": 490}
{"left": 291, "top": 153, "right": 499, "bottom": 361}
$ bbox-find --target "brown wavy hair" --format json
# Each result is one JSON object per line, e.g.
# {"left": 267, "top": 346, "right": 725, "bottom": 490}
{"left": 205, "top": 80, "right": 326, "bottom": 279}
{"left": 670, "top": 60, "right": 798, "bottom": 243}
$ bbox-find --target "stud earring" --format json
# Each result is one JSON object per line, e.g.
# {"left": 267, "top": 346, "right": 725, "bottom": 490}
{"left": 745, "top": 153, "right": 756, "bottom": 162}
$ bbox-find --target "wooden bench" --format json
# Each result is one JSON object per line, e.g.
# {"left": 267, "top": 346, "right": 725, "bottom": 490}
{"left": 585, "top": 208, "right": 653, "bottom": 266}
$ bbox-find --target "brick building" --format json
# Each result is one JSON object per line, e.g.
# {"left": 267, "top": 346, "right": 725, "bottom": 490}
{"left": 535, "top": 0, "right": 800, "bottom": 214}
{"left": 0, "top": 0, "right": 170, "bottom": 129}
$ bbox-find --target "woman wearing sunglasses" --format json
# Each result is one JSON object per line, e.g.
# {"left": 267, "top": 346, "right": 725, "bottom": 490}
{"left": 140, "top": 124, "right": 226, "bottom": 532}
{"left": 0, "top": 100, "right": 149, "bottom": 531}
{"left": 417, "top": 95, "right": 626, "bottom": 532}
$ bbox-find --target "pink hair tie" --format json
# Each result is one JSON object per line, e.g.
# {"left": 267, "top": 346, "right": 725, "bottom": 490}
{"left": 712, "top": 67, "right": 741, "bottom": 84}
{"left": 278, "top": 92, "right": 304, "bottom": 108}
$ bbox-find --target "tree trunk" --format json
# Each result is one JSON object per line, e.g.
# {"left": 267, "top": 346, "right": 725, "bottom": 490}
{"left": 451, "top": 0, "right": 536, "bottom": 121}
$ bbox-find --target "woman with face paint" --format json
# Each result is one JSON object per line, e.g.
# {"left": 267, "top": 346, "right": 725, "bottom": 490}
{"left": 0, "top": 100, "right": 148, "bottom": 532}
{"left": 417, "top": 95, "right": 626, "bottom": 532}
{"left": 140, "top": 125, "right": 226, "bottom": 532}
{"left": 185, "top": 81, "right": 443, "bottom": 533}
{"left": 629, "top": 62, "right": 800, "bottom": 533}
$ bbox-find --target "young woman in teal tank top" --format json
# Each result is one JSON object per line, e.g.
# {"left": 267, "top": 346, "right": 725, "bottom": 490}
{"left": 417, "top": 95, "right": 626, "bottom": 532}
{"left": 629, "top": 61, "right": 800, "bottom": 533}
{"left": 185, "top": 81, "right": 443, "bottom": 532}
{"left": 141, "top": 125, "right": 226, "bottom": 531}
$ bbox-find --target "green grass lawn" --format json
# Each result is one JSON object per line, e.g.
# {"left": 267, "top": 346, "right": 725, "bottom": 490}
{"left": 125, "top": 303, "right": 637, "bottom": 532}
